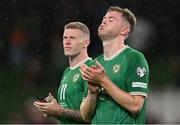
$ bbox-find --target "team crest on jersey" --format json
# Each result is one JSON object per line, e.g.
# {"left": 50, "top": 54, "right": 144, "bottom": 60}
{"left": 112, "top": 64, "right": 120, "bottom": 74}
{"left": 136, "top": 67, "right": 146, "bottom": 77}
{"left": 73, "top": 73, "right": 80, "bottom": 82}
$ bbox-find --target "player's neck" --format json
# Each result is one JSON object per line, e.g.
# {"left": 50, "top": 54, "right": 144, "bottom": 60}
{"left": 103, "top": 39, "right": 125, "bottom": 59}
{"left": 69, "top": 52, "right": 89, "bottom": 68}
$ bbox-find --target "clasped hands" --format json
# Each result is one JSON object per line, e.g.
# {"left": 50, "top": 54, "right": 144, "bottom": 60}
{"left": 80, "top": 61, "right": 107, "bottom": 93}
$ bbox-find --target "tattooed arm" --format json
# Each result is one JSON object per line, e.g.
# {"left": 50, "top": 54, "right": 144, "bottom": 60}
{"left": 59, "top": 107, "right": 87, "bottom": 123}
{"left": 33, "top": 93, "right": 88, "bottom": 123}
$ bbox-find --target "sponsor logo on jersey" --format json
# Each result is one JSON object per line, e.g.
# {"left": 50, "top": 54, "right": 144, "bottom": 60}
{"left": 112, "top": 64, "right": 120, "bottom": 73}
{"left": 136, "top": 67, "right": 146, "bottom": 77}
{"left": 73, "top": 73, "right": 80, "bottom": 82}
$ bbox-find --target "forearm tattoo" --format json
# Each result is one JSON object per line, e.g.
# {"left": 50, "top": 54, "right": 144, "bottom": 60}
{"left": 60, "top": 108, "right": 88, "bottom": 123}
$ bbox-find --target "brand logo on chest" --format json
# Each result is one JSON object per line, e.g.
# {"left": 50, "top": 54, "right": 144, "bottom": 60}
{"left": 73, "top": 73, "right": 80, "bottom": 82}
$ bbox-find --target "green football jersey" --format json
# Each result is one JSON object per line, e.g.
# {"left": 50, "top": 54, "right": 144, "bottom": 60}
{"left": 92, "top": 46, "right": 149, "bottom": 124}
{"left": 57, "top": 58, "right": 93, "bottom": 124}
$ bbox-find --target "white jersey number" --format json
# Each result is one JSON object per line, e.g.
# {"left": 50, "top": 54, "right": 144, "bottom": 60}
{"left": 60, "top": 84, "right": 67, "bottom": 100}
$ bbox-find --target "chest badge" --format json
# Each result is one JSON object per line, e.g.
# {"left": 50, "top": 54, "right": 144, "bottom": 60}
{"left": 112, "top": 64, "right": 120, "bottom": 74}
{"left": 73, "top": 73, "right": 80, "bottom": 82}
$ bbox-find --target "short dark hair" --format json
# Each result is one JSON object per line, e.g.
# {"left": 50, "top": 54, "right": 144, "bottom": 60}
{"left": 107, "top": 6, "right": 136, "bottom": 33}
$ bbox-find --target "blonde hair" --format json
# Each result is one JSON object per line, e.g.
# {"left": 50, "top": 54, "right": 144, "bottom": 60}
{"left": 64, "top": 22, "right": 90, "bottom": 39}
{"left": 107, "top": 6, "right": 136, "bottom": 33}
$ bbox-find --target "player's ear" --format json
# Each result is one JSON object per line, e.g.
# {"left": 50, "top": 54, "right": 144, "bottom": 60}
{"left": 83, "top": 39, "right": 90, "bottom": 48}
{"left": 121, "top": 26, "right": 130, "bottom": 35}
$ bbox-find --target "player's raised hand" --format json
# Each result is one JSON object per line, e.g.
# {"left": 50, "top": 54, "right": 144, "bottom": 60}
{"left": 33, "top": 93, "right": 62, "bottom": 117}
{"left": 80, "top": 64, "right": 99, "bottom": 94}
{"left": 80, "top": 61, "right": 106, "bottom": 85}
{"left": 87, "top": 65, "right": 99, "bottom": 94}
{"left": 80, "top": 64, "right": 93, "bottom": 81}
{"left": 95, "top": 61, "right": 105, "bottom": 73}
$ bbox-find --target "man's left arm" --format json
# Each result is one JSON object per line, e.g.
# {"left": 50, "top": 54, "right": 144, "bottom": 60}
{"left": 33, "top": 93, "right": 87, "bottom": 123}
{"left": 99, "top": 76, "right": 145, "bottom": 114}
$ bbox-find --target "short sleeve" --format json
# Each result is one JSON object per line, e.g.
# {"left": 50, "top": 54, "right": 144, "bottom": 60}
{"left": 126, "top": 52, "right": 149, "bottom": 97}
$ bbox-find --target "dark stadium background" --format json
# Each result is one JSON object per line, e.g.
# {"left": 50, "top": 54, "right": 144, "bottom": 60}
{"left": 0, "top": 0, "right": 180, "bottom": 123}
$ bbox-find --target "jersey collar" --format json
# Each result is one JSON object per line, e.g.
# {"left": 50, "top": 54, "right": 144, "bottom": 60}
{"left": 104, "top": 45, "right": 129, "bottom": 61}
{"left": 70, "top": 57, "right": 92, "bottom": 70}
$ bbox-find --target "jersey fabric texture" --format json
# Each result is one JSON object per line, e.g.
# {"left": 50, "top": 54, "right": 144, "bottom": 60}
{"left": 92, "top": 46, "right": 149, "bottom": 124}
{"left": 57, "top": 58, "right": 94, "bottom": 124}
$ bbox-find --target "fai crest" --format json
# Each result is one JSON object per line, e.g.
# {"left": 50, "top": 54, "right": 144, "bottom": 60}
{"left": 136, "top": 67, "right": 146, "bottom": 77}
{"left": 73, "top": 73, "right": 80, "bottom": 82}
{"left": 113, "top": 64, "right": 120, "bottom": 73}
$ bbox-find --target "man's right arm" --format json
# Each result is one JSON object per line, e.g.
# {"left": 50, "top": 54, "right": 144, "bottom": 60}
{"left": 80, "top": 90, "right": 98, "bottom": 122}
{"left": 80, "top": 64, "right": 99, "bottom": 122}
{"left": 34, "top": 93, "right": 88, "bottom": 123}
